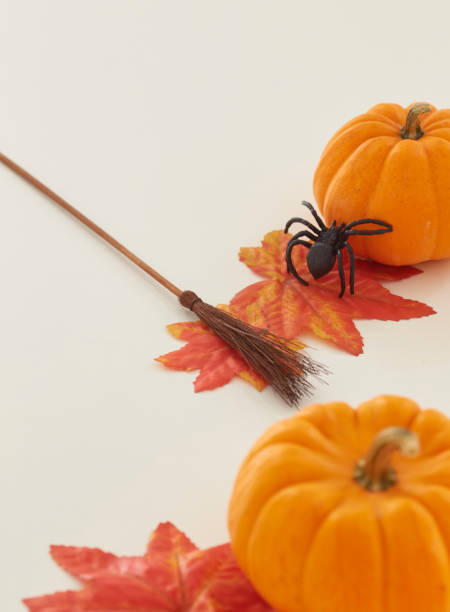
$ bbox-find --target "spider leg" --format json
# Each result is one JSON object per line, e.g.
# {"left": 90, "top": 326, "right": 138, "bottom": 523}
{"left": 337, "top": 249, "right": 346, "bottom": 298}
{"left": 300, "top": 201, "right": 326, "bottom": 230}
{"left": 346, "top": 227, "right": 392, "bottom": 236}
{"left": 344, "top": 241, "right": 355, "bottom": 294}
{"left": 291, "top": 229, "right": 317, "bottom": 242}
{"left": 345, "top": 219, "right": 393, "bottom": 235}
{"left": 284, "top": 217, "right": 320, "bottom": 235}
{"left": 345, "top": 218, "right": 392, "bottom": 230}
{"left": 285, "top": 238, "right": 311, "bottom": 286}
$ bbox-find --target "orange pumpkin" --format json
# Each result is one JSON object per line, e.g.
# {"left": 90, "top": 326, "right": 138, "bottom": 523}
{"left": 313, "top": 102, "right": 450, "bottom": 265}
{"left": 228, "top": 395, "right": 450, "bottom": 612}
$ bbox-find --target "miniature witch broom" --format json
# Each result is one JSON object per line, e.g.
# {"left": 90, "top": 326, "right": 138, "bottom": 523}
{"left": 0, "top": 152, "right": 325, "bottom": 406}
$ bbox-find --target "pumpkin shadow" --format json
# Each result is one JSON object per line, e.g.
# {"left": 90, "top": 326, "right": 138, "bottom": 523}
{"left": 405, "top": 259, "right": 450, "bottom": 299}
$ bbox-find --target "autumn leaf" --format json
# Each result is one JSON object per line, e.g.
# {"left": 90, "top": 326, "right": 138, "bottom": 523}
{"left": 157, "top": 316, "right": 306, "bottom": 393}
{"left": 233, "top": 230, "right": 435, "bottom": 355}
{"left": 155, "top": 319, "right": 267, "bottom": 392}
{"left": 23, "top": 522, "right": 274, "bottom": 612}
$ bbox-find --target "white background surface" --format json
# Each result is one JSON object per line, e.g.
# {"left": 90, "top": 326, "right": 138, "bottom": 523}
{"left": 2, "top": 1, "right": 450, "bottom": 609}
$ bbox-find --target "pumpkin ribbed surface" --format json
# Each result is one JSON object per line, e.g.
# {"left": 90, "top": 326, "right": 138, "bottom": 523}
{"left": 313, "top": 103, "right": 450, "bottom": 265}
{"left": 228, "top": 395, "right": 450, "bottom": 612}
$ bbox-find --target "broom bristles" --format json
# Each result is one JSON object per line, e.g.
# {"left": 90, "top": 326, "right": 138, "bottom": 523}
{"left": 179, "top": 291, "right": 327, "bottom": 407}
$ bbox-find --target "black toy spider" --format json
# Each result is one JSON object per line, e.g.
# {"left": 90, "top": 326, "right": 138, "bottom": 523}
{"left": 284, "top": 201, "right": 393, "bottom": 297}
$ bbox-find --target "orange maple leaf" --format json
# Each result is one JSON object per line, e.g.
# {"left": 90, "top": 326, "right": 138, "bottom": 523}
{"left": 157, "top": 319, "right": 307, "bottom": 393}
{"left": 156, "top": 319, "right": 268, "bottom": 392}
{"left": 232, "top": 230, "right": 435, "bottom": 355}
{"left": 23, "top": 522, "right": 274, "bottom": 612}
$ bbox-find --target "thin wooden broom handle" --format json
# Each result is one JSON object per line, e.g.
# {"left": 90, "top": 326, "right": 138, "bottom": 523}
{"left": 0, "top": 152, "right": 183, "bottom": 298}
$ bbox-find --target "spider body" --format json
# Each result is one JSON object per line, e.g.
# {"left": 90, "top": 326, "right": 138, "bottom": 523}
{"left": 285, "top": 202, "right": 393, "bottom": 297}
{"left": 305, "top": 222, "right": 346, "bottom": 279}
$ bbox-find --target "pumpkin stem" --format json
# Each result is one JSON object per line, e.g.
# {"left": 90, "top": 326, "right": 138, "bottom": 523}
{"left": 401, "top": 103, "right": 433, "bottom": 140}
{"left": 354, "top": 427, "right": 419, "bottom": 492}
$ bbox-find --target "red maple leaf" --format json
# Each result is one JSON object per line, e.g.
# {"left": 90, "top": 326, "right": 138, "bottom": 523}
{"left": 156, "top": 318, "right": 306, "bottom": 393}
{"left": 23, "top": 522, "right": 273, "bottom": 612}
{"left": 155, "top": 320, "right": 267, "bottom": 392}
{"left": 232, "top": 230, "right": 435, "bottom": 355}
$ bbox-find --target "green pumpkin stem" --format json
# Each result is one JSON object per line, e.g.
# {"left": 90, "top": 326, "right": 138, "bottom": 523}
{"left": 354, "top": 426, "right": 419, "bottom": 492}
{"left": 401, "top": 103, "right": 433, "bottom": 140}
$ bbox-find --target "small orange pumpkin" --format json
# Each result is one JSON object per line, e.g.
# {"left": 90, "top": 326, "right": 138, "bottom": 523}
{"left": 228, "top": 395, "right": 450, "bottom": 612}
{"left": 313, "top": 102, "right": 450, "bottom": 265}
